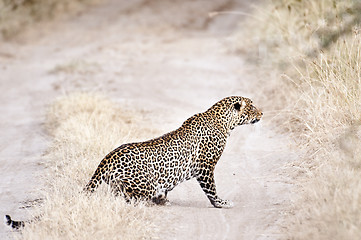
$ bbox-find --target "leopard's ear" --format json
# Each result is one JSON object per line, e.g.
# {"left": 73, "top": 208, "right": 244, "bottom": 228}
{"left": 234, "top": 101, "right": 246, "bottom": 111}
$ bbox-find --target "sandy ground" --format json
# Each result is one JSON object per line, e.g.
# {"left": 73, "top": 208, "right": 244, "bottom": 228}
{"left": 0, "top": 0, "right": 298, "bottom": 239}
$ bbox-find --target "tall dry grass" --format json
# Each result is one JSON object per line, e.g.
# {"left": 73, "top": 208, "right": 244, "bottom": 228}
{"left": 15, "top": 93, "right": 161, "bottom": 240}
{"left": 286, "top": 34, "right": 361, "bottom": 240}
{"left": 0, "top": 0, "right": 101, "bottom": 39}
{"left": 235, "top": 0, "right": 361, "bottom": 239}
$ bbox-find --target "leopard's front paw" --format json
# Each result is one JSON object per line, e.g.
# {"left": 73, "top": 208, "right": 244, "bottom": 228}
{"left": 152, "top": 192, "right": 169, "bottom": 205}
{"left": 212, "top": 199, "right": 234, "bottom": 208}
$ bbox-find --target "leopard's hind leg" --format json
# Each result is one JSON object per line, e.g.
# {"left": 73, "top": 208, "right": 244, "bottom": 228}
{"left": 110, "top": 180, "right": 127, "bottom": 197}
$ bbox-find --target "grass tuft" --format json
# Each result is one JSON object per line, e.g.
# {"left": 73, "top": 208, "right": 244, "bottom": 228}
{"left": 17, "top": 93, "right": 161, "bottom": 240}
{"left": 0, "top": 0, "right": 101, "bottom": 39}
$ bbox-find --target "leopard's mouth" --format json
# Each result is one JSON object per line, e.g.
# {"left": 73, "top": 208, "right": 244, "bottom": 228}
{"left": 250, "top": 118, "right": 260, "bottom": 124}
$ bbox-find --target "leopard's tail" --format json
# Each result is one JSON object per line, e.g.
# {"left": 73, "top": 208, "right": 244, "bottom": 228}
{"left": 4, "top": 215, "right": 25, "bottom": 229}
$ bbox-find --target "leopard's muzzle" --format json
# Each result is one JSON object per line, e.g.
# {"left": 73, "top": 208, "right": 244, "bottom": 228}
{"left": 250, "top": 109, "right": 263, "bottom": 124}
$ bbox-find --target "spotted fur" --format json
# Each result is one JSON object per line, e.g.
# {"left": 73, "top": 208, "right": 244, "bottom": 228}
{"left": 84, "top": 96, "right": 262, "bottom": 208}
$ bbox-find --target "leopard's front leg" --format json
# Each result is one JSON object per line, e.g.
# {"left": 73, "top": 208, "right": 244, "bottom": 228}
{"left": 196, "top": 172, "right": 233, "bottom": 208}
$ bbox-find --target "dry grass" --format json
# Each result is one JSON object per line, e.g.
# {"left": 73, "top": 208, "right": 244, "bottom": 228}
{"left": 235, "top": 0, "right": 361, "bottom": 239}
{"left": 286, "top": 33, "right": 361, "bottom": 239}
{"left": 0, "top": 0, "right": 101, "bottom": 39}
{"left": 15, "top": 93, "right": 162, "bottom": 240}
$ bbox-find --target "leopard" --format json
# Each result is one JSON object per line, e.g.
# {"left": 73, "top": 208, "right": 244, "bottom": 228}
{"left": 83, "top": 96, "right": 262, "bottom": 208}
{"left": 5, "top": 96, "right": 262, "bottom": 229}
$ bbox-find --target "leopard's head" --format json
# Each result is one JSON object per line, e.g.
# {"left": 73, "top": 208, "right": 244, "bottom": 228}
{"left": 232, "top": 97, "right": 262, "bottom": 126}
{"left": 206, "top": 96, "right": 263, "bottom": 134}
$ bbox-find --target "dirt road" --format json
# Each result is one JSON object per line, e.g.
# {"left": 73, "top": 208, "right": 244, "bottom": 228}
{"left": 0, "top": 0, "right": 297, "bottom": 239}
